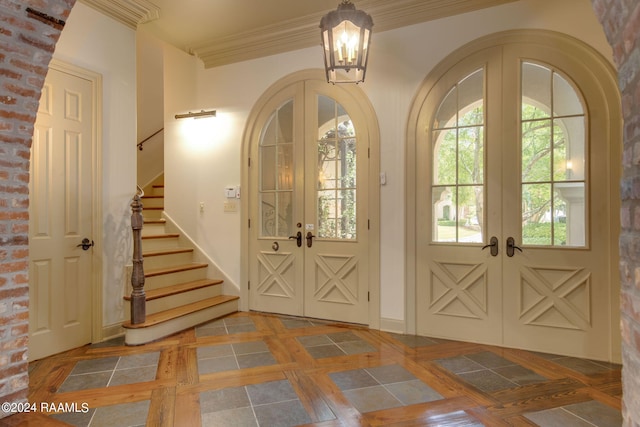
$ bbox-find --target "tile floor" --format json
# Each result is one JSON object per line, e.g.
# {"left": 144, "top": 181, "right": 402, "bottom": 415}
{"left": 20, "top": 313, "right": 622, "bottom": 427}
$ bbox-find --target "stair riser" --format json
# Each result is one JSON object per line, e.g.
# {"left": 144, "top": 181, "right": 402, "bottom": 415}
{"left": 144, "top": 268, "right": 208, "bottom": 290}
{"left": 142, "top": 251, "right": 194, "bottom": 270}
{"left": 124, "top": 299, "right": 238, "bottom": 345}
{"left": 142, "top": 209, "right": 164, "bottom": 220}
{"left": 141, "top": 197, "right": 164, "bottom": 209}
{"left": 142, "top": 236, "right": 180, "bottom": 251}
{"left": 142, "top": 223, "right": 166, "bottom": 236}
{"left": 124, "top": 285, "right": 223, "bottom": 318}
{"left": 152, "top": 186, "right": 164, "bottom": 197}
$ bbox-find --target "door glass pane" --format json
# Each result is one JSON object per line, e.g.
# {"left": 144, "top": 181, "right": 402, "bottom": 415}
{"left": 522, "top": 183, "right": 552, "bottom": 245}
{"left": 521, "top": 118, "right": 552, "bottom": 182}
{"left": 317, "top": 95, "right": 357, "bottom": 240}
{"left": 521, "top": 62, "right": 586, "bottom": 247}
{"left": 522, "top": 63, "right": 551, "bottom": 120}
{"left": 432, "top": 68, "right": 485, "bottom": 243}
{"left": 259, "top": 99, "right": 294, "bottom": 238}
{"left": 554, "top": 73, "right": 584, "bottom": 117}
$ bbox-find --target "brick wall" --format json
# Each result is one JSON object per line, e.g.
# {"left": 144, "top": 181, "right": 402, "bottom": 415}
{"left": 591, "top": 0, "right": 640, "bottom": 425}
{"left": 0, "top": 0, "right": 638, "bottom": 424}
{"left": 0, "top": 0, "right": 74, "bottom": 415}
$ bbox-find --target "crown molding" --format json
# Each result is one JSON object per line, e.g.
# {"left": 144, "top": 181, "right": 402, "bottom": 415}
{"left": 189, "top": 0, "right": 518, "bottom": 68}
{"left": 78, "top": 0, "right": 160, "bottom": 29}
{"left": 77, "top": 0, "right": 517, "bottom": 67}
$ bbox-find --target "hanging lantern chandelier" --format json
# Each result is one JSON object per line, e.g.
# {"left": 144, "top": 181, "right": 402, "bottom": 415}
{"left": 320, "top": 0, "right": 373, "bottom": 84}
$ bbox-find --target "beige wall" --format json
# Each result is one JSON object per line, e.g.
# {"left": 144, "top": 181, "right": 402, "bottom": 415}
{"left": 159, "top": 0, "right": 614, "bottom": 329}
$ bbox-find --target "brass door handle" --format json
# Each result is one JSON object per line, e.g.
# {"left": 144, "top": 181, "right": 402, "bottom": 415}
{"left": 306, "top": 232, "right": 316, "bottom": 248}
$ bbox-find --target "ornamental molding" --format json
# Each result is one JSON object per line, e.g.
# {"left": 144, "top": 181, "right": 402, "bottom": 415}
{"left": 78, "top": 0, "right": 160, "bottom": 29}
{"left": 78, "top": 0, "right": 517, "bottom": 68}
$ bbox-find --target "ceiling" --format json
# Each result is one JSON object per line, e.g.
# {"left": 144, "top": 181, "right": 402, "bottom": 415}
{"left": 78, "top": 0, "right": 517, "bottom": 68}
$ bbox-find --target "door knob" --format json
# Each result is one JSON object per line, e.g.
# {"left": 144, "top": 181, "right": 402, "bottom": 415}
{"left": 481, "top": 236, "right": 499, "bottom": 256}
{"left": 506, "top": 237, "right": 523, "bottom": 257}
{"left": 288, "top": 231, "right": 302, "bottom": 247}
{"left": 76, "top": 238, "right": 94, "bottom": 251}
{"left": 306, "top": 231, "right": 316, "bottom": 248}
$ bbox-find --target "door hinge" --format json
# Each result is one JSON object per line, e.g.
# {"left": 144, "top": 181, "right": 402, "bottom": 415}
{"left": 248, "top": 219, "right": 251, "bottom": 228}
{"left": 248, "top": 281, "right": 251, "bottom": 290}
{"left": 368, "top": 292, "right": 370, "bottom": 302}
{"left": 368, "top": 219, "right": 370, "bottom": 230}
{"left": 368, "top": 147, "right": 370, "bottom": 159}
{"left": 248, "top": 157, "right": 251, "bottom": 167}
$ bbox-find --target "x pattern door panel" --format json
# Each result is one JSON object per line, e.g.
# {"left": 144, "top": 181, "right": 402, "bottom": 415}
{"left": 429, "top": 261, "right": 488, "bottom": 320}
{"left": 257, "top": 252, "right": 296, "bottom": 299}
{"left": 518, "top": 265, "right": 591, "bottom": 331}
{"left": 313, "top": 253, "right": 359, "bottom": 305}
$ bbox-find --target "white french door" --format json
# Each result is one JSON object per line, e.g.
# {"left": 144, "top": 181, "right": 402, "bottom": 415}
{"left": 248, "top": 79, "right": 370, "bottom": 325}
{"left": 416, "top": 39, "right": 619, "bottom": 360}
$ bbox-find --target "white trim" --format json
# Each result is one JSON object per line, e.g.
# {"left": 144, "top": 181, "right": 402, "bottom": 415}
{"left": 379, "top": 317, "right": 406, "bottom": 334}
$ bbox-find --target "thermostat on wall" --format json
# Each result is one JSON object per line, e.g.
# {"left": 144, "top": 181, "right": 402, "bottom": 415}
{"left": 225, "top": 186, "right": 240, "bottom": 198}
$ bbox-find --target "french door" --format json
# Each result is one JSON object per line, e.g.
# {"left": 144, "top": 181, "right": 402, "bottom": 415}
{"left": 416, "top": 39, "right": 618, "bottom": 360}
{"left": 248, "top": 79, "right": 370, "bottom": 325}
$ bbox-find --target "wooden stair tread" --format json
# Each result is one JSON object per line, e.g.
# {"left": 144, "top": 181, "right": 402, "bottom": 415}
{"left": 123, "top": 295, "right": 239, "bottom": 329}
{"left": 144, "top": 219, "right": 166, "bottom": 224}
{"left": 123, "top": 278, "right": 223, "bottom": 301}
{"left": 142, "top": 195, "right": 164, "bottom": 199}
{"left": 145, "top": 207, "right": 164, "bottom": 210}
{"left": 146, "top": 263, "right": 207, "bottom": 278}
{"left": 143, "top": 248, "right": 194, "bottom": 257}
{"left": 142, "top": 233, "right": 179, "bottom": 240}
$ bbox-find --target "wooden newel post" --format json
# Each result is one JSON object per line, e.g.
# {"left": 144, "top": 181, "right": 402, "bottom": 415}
{"left": 130, "top": 194, "right": 146, "bottom": 324}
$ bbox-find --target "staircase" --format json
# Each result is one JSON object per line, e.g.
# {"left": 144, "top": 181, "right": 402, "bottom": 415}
{"left": 122, "top": 178, "right": 239, "bottom": 345}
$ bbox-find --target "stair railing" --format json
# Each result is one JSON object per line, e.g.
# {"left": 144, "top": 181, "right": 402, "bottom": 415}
{"left": 137, "top": 128, "right": 163, "bottom": 151}
{"left": 130, "top": 185, "right": 146, "bottom": 324}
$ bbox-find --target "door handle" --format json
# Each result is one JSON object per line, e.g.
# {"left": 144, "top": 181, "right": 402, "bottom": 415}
{"left": 76, "top": 238, "right": 94, "bottom": 251}
{"left": 288, "top": 231, "right": 302, "bottom": 247}
{"left": 481, "top": 236, "right": 499, "bottom": 256}
{"left": 506, "top": 237, "right": 523, "bottom": 257}
{"left": 306, "top": 231, "right": 316, "bottom": 248}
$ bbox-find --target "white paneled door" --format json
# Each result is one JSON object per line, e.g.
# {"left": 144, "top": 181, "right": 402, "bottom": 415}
{"left": 249, "top": 79, "right": 370, "bottom": 325}
{"left": 29, "top": 64, "right": 95, "bottom": 361}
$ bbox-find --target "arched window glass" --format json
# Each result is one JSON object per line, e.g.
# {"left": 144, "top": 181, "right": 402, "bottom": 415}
{"left": 259, "top": 99, "right": 294, "bottom": 238}
{"left": 521, "top": 62, "right": 586, "bottom": 246}
{"left": 317, "top": 95, "right": 357, "bottom": 240}
{"left": 432, "top": 68, "right": 484, "bottom": 243}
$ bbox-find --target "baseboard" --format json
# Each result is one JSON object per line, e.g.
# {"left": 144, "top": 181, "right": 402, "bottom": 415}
{"left": 379, "top": 317, "right": 405, "bottom": 334}
{"left": 101, "top": 322, "right": 125, "bottom": 342}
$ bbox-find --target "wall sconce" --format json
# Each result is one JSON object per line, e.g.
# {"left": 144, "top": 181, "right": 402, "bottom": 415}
{"left": 320, "top": 0, "right": 373, "bottom": 84}
{"left": 174, "top": 110, "right": 216, "bottom": 120}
